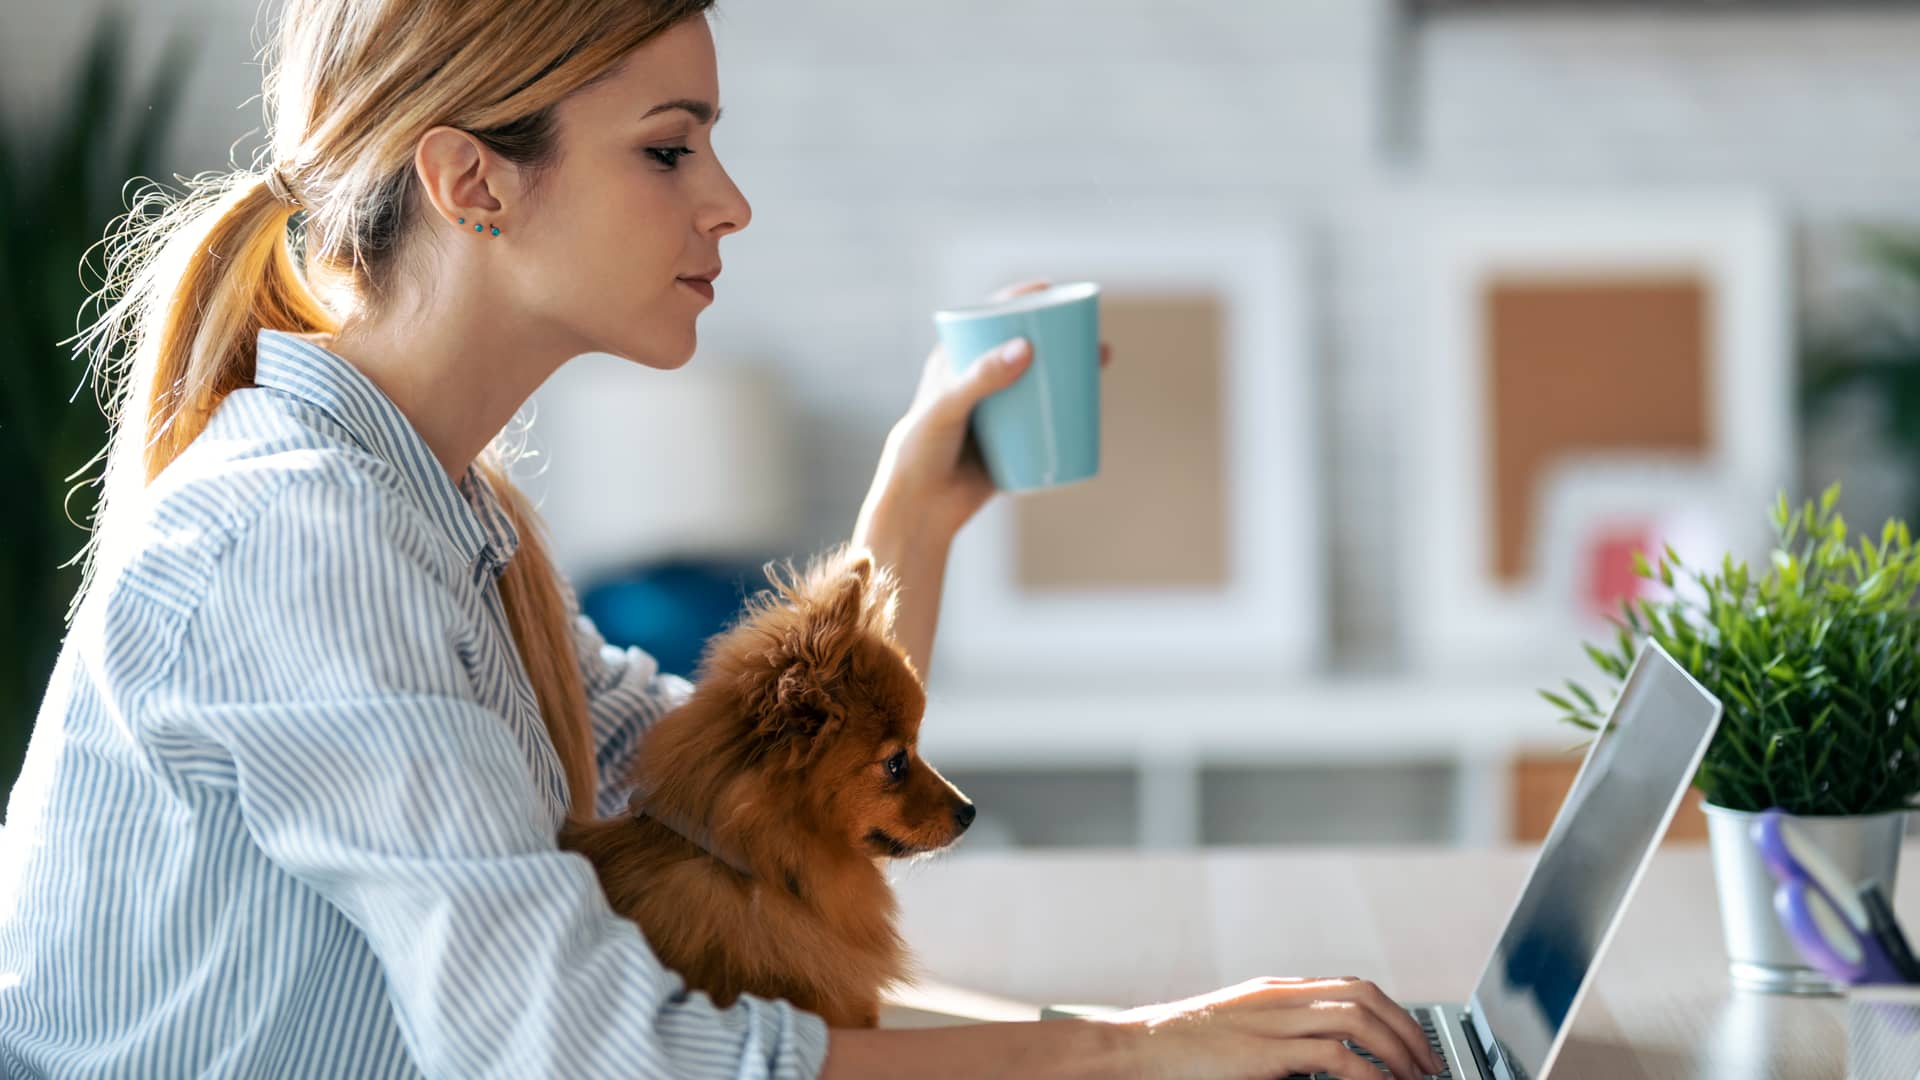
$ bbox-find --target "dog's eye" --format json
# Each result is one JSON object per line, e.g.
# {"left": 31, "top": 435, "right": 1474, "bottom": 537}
{"left": 885, "top": 751, "right": 908, "bottom": 780}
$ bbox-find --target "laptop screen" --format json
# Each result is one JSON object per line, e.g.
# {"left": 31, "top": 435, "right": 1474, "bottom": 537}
{"left": 1465, "top": 642, "right": 1722, "bottom": 1080}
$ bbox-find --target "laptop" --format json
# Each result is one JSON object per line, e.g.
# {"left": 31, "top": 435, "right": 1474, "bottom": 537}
{"left": 1045, "top": 640, "right": 1723, "bottom": 1080}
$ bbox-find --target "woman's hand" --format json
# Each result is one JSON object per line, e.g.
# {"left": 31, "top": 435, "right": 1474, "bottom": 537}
{"left": 859, "top": 278, "right": 1111, "bottom": 546}
{"left": 1094, "top": 976, "right": 1447, "bottom": 1080}
{"left": 850, "top": 278, "right": 1110, "bottom": 681}
{"left": 819, "top": 975, "right": 1442, "bottom": 1080}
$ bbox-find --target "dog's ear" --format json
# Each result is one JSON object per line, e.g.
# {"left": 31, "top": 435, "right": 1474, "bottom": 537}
{"left": 791, "top": 547, "right": 890, "bottom": 660}
{"left": 735, "top": 545, "right": 906, "bottom": 769}
{"left": 816, "top": 550, "right": 872, "bottom": 634}
{"left": 749, "top": 665, "right": 844, "bottom": 770}
{"left": 819, "top": 547, "right": 901, "bottom": 639}
{"left": 774, "top": 666, "right": 836, "bottom": 736}
{"left": 845, "top": 547, "right": 875, "bottom": 581}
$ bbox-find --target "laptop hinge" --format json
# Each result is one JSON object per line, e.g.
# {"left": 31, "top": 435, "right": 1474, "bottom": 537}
{"left": 1461, "top": 1010, "right": 1501, "bottom": 1080}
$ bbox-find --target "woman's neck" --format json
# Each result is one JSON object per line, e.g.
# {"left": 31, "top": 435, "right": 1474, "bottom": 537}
{"left": 318, "top": 314, "right": 570, "bottom": 485}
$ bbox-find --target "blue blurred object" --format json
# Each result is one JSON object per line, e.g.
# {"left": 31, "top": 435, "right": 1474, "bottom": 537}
{"left": 579, "top": 557, "right": 772, "bottom": 680}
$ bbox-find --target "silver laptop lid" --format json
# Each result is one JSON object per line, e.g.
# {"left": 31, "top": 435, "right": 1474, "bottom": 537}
{"left": 1464, "top": 640, "right": 1722, "bottom": 1080}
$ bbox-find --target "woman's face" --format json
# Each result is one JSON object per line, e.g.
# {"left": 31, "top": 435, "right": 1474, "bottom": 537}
{"left": 509, "top": 15, "right": 750, "bottom": 371}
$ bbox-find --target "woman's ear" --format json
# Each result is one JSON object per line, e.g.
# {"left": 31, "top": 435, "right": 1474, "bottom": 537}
{"left": 417, "top": 125, "right": 507, "bottom": 225}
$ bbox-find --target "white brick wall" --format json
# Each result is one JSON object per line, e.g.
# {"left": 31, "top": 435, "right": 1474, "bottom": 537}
{"left": 1421, "top": 13, "right": 1920, "bottom": 191}
{"left": 10, "top": 0, "right": 1920, "bottom": 662}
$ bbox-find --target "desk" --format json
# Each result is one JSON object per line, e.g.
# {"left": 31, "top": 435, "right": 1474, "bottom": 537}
{"left": 879, "top": 843, "right": 1920, "bottom": 1076}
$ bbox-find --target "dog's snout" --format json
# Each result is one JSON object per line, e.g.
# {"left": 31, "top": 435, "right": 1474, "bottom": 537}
{"left": 953, "top": 802, "right": 976, "bottom": 831}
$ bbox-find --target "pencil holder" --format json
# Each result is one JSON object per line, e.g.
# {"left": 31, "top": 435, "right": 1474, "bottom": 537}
{"left": 1848, "top": 985, "right": 1920, "bottom": 1080}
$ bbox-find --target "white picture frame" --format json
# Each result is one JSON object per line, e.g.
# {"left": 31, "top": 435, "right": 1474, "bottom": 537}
{"left": 1397, "top": 190, "right": 1794, "bottom": 675}
{"left": 920, "top": 213, "right": 1323, "bottom": 688}
{"left": 1531, "top": 455, "right": 1774, "bottom": 663}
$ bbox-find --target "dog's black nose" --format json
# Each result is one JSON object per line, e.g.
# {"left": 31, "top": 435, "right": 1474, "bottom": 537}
{"left": 954, "top": 802, "right": 976, "bottom": 831}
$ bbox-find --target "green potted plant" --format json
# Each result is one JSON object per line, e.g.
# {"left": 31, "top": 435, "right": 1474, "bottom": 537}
{"left": 1545, "top": 483, "right": 1920, "bottom": 994}
{"left": 0, "top": 12, "right": 197, "bottom": 815}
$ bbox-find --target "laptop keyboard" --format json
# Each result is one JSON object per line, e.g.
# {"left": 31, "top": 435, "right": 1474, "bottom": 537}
{"left": 1284, "top": 1008, "right": 1454, "bottom": 1079}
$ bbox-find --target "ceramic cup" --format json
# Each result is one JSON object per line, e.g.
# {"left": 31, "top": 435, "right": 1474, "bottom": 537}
{"left": 933, "top": 281, "right": 1102, "bottom": 492}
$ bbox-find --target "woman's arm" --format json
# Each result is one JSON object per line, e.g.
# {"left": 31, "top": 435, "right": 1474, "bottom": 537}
{"left": 850, "top": 492, "right": 952, "bottom": 682}
{"left": 821, "top": 1020, "right": 1128, "bottom": 1080}
{"left": 853, "top": 279, "right": 1109, "bottom": 683}
{"left": 825, "top": 977, "right": 1448, "bottom": 1080}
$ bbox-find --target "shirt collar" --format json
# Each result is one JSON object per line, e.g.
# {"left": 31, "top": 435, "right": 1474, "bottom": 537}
{"left": 254, "top": 328, "right": 520, "bottom": 584}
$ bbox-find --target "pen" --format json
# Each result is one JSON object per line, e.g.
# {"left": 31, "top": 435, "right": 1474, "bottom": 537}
{"left": 1857, "top": 883, "right": 1920, "bottom": 984}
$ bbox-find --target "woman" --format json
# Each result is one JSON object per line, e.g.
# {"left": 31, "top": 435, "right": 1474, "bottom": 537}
{"left": 0, "top": 2, "right": 1445, "bottom": 1077}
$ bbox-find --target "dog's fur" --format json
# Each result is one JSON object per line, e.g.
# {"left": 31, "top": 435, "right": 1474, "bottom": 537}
{"left": 560, "top": 543, "right": 974, "bottom": 1028}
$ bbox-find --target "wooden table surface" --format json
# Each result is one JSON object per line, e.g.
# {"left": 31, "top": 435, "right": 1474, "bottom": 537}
{"left": 882, "top": 842, "right": 1920, "bottom": 1078}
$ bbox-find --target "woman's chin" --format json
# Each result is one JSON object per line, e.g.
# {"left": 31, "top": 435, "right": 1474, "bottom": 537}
{"left": 605, "top": 334, "right": 697, "bottom": 372}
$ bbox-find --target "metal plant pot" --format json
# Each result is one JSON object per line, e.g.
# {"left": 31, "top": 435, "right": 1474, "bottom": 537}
{"left": 1703, "top": 802, "right": 1907, "bottom": 995}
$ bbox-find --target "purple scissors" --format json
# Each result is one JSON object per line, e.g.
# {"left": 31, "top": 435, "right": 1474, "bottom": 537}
{"left": 1752, "top": 808, "right": 1906, "bottom": 986}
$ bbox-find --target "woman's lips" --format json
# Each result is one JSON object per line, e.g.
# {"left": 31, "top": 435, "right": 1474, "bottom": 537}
{"left": 678, "top": 278, "right": 714, "bottom": 301}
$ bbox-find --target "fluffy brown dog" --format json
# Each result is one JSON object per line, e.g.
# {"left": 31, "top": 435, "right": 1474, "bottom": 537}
{"left": 560, "top": 543, "right": 976, "bottom": 1028}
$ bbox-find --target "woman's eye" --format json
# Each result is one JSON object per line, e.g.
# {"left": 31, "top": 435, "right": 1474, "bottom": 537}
{"left": 645, "top": 146, "right": 695, "bottom": 169}
{"left": 886, "top": 752, "right": 908, "bottom": 779}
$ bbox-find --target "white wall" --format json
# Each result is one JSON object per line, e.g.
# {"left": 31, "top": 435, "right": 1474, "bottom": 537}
{"left": 8, "top": 0, "right": 1920, "bottom": 664}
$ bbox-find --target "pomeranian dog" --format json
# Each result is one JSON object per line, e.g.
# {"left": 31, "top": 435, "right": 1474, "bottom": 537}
{"left": 560, "top": 543, "right": 976, "bottom": 1028}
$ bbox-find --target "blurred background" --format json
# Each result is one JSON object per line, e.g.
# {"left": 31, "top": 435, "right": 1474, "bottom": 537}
{"left": 5, "top": 0, "right": 1920, "bottom": 849}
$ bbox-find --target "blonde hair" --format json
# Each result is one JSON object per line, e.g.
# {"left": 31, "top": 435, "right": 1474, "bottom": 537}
{"left": 66, "top": 0, "right": 717, "bottom": 823}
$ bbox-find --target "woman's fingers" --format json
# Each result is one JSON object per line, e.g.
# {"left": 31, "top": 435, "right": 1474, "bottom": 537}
{"left": 923, "top": 339, "right": 1032, "bottom": 428}
{"left": 1238, "top": 978, "right": 1439, "bottom": 1077}
{"left": 1100, "top": 975, "right": 1442, "bottom": 1080}
{"left": 1328, "top": 978, "right": 1440, "bottom": 1074}
{"left": 1263, "top": 1037, "right": 1381, "bottom": 1080}
{"left": 1299, "top": 1001, "right": 1427, "bottom": 1080}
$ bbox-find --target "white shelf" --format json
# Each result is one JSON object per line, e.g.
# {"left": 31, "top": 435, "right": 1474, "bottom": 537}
{"left": 916, "top": 674, "right": 1595, "bottom": 847}
{"left": 918, "top": 674, "right": 1590, "bottom": 767}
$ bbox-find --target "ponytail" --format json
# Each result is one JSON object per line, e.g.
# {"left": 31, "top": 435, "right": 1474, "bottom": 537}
{"left": 489, "top": 471, "right": 597, "bottom": 818}
{"left": 73, "top": 169, "right": 598, "bottom": 820}
{"left": 138, "top": 180, "right": 328, "bottom": 479}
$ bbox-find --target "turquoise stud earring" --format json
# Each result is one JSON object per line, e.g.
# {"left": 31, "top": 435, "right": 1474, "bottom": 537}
{"left": 458, "top": 217, "right": 465, "bottom": 224}
{"left": 475, "top": 224, "right": 483, "bottom": 232}
{"left": 490, "top": 226, "right": 500, "bottom": 236}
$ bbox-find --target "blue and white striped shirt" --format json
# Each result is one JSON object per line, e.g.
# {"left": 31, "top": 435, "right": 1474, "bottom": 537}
{"left": 0, "top": 328, "right": 832, "bottom": 1077}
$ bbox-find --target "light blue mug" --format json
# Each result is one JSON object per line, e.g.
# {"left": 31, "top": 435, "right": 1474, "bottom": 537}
{"left": 933, "top": 282, "right": 1102, "bottom": 492}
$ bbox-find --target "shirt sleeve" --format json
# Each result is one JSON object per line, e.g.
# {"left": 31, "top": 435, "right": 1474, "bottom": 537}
{"left": 555, "top": 572, "right": 698, "bottom": 820}
{"left": 155, "top": 477, "right": 830, "bottom": 1079}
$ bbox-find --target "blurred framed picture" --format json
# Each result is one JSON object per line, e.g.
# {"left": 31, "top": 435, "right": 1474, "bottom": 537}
{"left": 921, "top": 213, "right": 1322, "bottom": 687}
{"left": 1531, "top": 456, "right": 1771, "bottom": 654}
{"left": 1397, "top": 191, "right": 1792, "bottom": 674}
